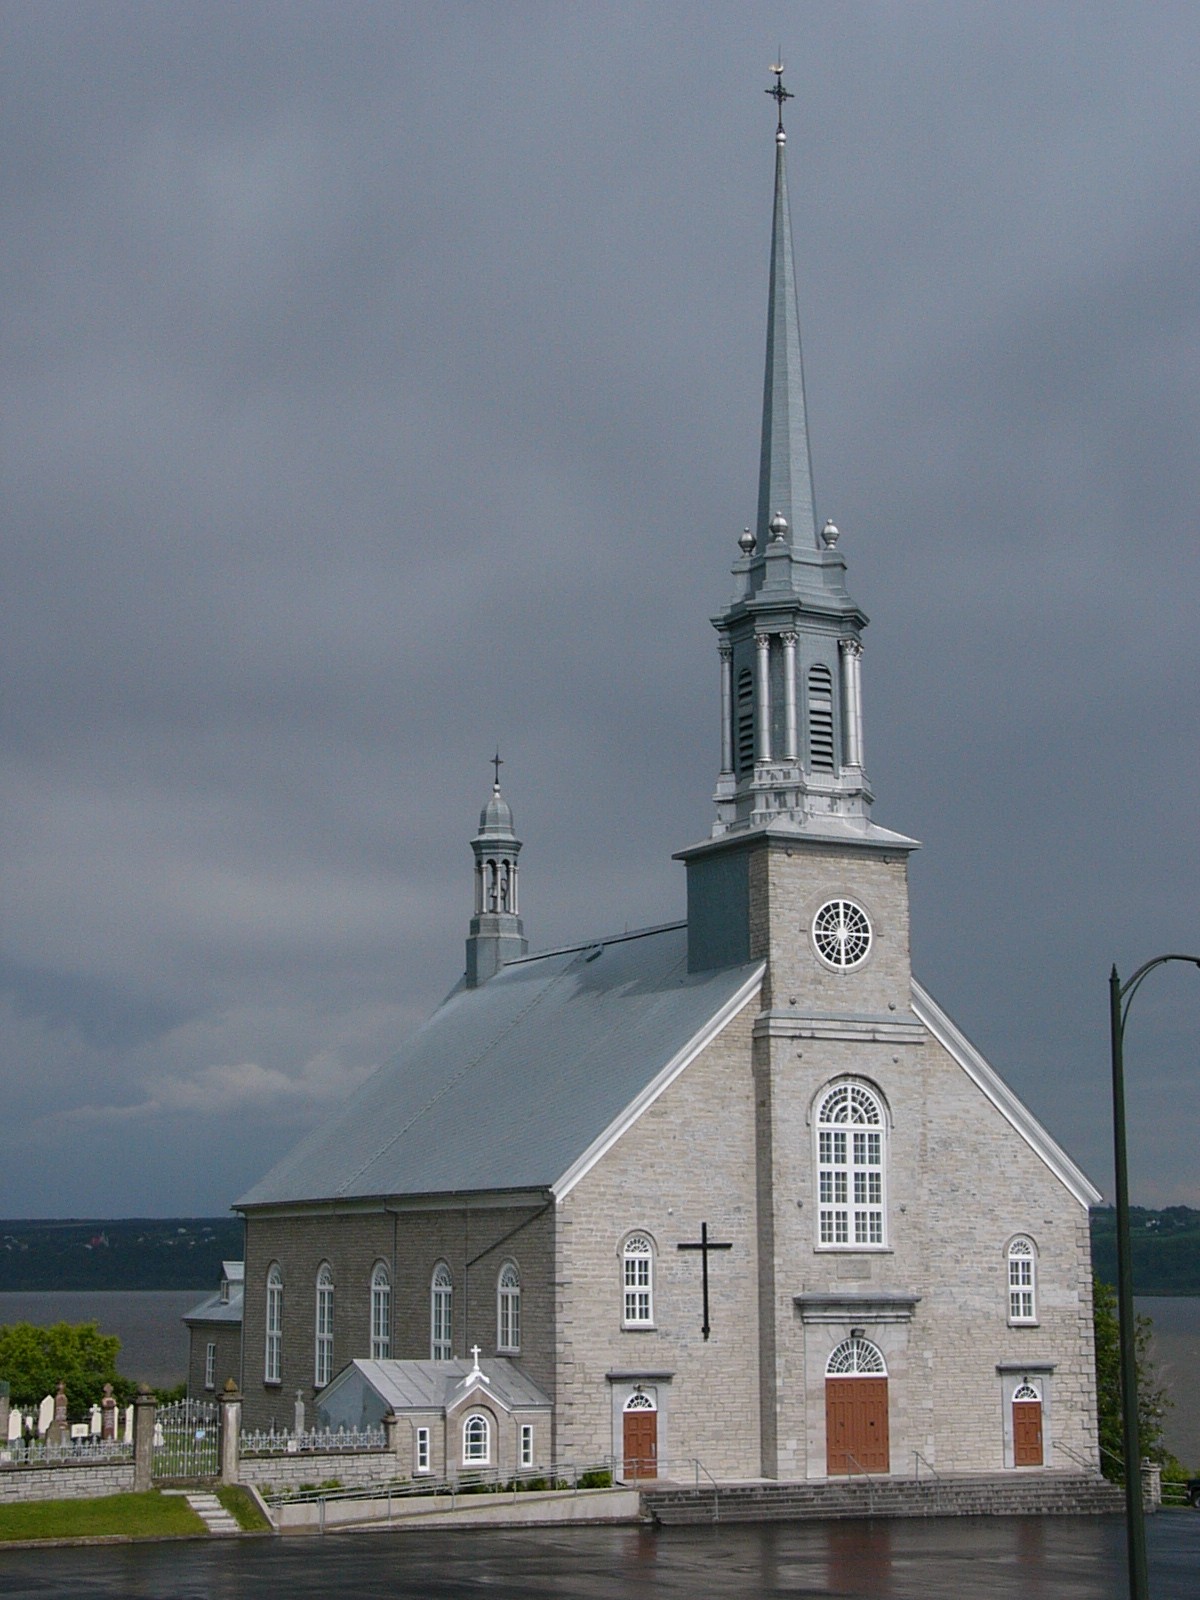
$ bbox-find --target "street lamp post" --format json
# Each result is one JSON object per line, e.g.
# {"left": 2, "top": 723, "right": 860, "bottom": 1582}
{"left": 1109, "top": 954, "right": 1200, "bottom": 1600}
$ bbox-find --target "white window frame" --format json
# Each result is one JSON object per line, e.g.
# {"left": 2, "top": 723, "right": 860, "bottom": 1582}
{"left": 315, "top": 1263, "right": 334, "bottom": 1388}
{"left": 415, "top": 1426, "right": 431, "bottom": 1474}
{"left": 1007, "top": 1235, "right": 1038, "bottom": 1325}
{"left": 370, "top": 1262, "right": 392, "bottom": 1360}
{"left": 622, "top": 1233, "right": 655, "bottom": 1327}
{"left": 204, "top": 1341, "right": 216, "bottom": 1390}
{"left": 265, "top": 1263, "right": 283, "bottom": 1384}
{"left": 815, "top": 1081, "right": 888, "bottom": 1250}
{"left": 463, "top": 1412, "right": 490, "bottom": 1465}
{"left": 431, "top": 1262, "right": 453, "bottom": 1360}
{"left": 497, "top": 1260, "right": 521, "bottom": 1352}
{"left": 520, "top": 1423, "right": 533, "bottom": 1468}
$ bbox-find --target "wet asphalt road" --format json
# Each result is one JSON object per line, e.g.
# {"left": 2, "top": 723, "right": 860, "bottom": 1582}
{"left": 0, "top": 1513, "right": 1197, "bottom": 1598}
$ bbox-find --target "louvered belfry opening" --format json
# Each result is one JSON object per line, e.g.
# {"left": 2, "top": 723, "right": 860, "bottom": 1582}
{"left": 808, "top": 663, "right": 834, "bottom": 771}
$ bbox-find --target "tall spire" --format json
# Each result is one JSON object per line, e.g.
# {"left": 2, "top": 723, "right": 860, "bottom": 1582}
{"left": 757, "top": 64, "right": 818, "bottom": 553}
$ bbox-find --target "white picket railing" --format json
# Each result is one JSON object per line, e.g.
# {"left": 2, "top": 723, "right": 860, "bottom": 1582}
{"left": 0, "top": 1436, "right": 133, "bottom": 1466}
{"left": 240, "top": 1424, "right": 387, "bottom": 1456}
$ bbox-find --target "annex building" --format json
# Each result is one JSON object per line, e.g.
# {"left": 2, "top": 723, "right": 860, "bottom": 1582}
{"left": 192, "top": 86, "right": 1103, "bottom": 1488}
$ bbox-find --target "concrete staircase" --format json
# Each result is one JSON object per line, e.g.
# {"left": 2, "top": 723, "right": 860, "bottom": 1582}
{"left": 642, "top": 1471, "right": 1123, "bottom": 1526}
{"left": 183, "top": 1490, "right": 241, "bottom": 1535}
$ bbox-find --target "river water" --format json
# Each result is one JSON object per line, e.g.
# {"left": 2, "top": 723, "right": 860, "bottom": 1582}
{"left": 0, "top": 1289, "right": 1197, "bottom": 1468}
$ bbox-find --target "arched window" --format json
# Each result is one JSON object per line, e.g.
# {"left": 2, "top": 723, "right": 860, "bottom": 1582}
{"left": 370, "top": 1262, "right": 391, "bottom": 1360}
{"left": 816, "top": 1082, "right": 887, "bottom": 1248}
{"left": 463, "top": 1412, "right": 490, "bottom": 1464}
{"left": 265, "top": 1263, "right": 283, "bottom": 1384}
{"left": 497, "top": 1261, "right": 521, "bottom": 1352}
{"left": 1007, "top": 1236, "right": 1038, "bottom": 1324}
{"left": 826, "top": 1335, "right": 887, "bottom": 1376}
{"left": 808, "top": 663, "right": 835, "bottom": 771}
{"left": 622, "top": 1234, "right": 655, "bottom": 1327}
{"left": 314, "top": 1263, "right": 334, "bottom": 1388}
{"left": 431, "top": 1262, "right": 453, "bottom": 1360}
{"left": 735, "top": 667, "right": 755, "bottom": 774}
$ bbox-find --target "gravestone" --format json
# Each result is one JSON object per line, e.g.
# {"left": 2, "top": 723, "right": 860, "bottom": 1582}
{"left": 37, "top": 1393, "right": 54, "bottom": 1436}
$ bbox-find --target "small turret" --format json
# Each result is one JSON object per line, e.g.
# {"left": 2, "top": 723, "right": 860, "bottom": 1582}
{"left": 465, "top": 756, "right": 528, "bottom": 987}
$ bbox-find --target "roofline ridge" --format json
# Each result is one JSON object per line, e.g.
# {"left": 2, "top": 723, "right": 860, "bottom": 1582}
{"left": 504, "top": 920, "right": 687, "bottom": 966}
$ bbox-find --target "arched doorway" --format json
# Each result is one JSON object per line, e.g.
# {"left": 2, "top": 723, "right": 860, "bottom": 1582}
{"left": 1012, "top": 1380, "right": 1043, "bottom": 1466}
{"left": 622, "top": 1391, "right": 658, "bottom": 1480}
{"left": 825, "top": 1336, "right": 889, "bottom": 1475}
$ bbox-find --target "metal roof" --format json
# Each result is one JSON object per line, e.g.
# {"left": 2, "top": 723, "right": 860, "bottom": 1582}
{"left": 236, "top": 923, "right": 762, "bottom": 1209}
{"left": 183, "top": 1286, "right": 244, "bottom": 1326}
{"left": 326, "top": 1358, "right": 552, "bottom": 1416}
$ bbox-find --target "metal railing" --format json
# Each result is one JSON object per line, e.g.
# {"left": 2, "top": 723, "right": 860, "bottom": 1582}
{"left": 692, "top": 1457, "right": 720, "bottom": 1523}
{"left": 0, "top": 1436, "right": 133, "bottom": 1467}
{"left": 1052, "top": 1438, "right": 1122, "bottom": 1478}
{"left": 264, "top": 1457, "right": 620, "bottom": 1530}
{"left": 241, "top": 1424, "right": 387, "bottom": 1456}
{"left": 840, "top": 1451, "right": 875, "bottom": 1514}
{"left": 912, "top": 1450, "right": 943, "bottom": 1514}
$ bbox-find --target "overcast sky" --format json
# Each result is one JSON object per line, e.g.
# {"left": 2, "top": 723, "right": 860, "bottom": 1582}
{"left": 3, "top": 3, "right": 1198, "bottom": 1217}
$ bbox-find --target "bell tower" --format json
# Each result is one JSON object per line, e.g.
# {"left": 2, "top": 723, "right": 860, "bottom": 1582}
{"left": 465, "top": 755, "right": 528, "bottom": 987}
{"left": 679, "top": 67, "right": 917, "bottom": 979}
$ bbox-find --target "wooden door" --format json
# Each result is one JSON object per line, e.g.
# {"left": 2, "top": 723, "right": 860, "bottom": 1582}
{"left": 825, "top": 1376, "right": 889, "bottom": 1475}
{"left": 623, "top": 1407, "right": 658, "bottom": 1479}
{"left": 1013, "top": 1398, "right": 1043, "bottom": 1466}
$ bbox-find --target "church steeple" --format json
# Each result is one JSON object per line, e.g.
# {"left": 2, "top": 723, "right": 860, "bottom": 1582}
{"left": 465, "top": 755, "right": 528, "bottom": 987}
{"left": 707, "top": 69, "right": 886, "bottom": 841}
{"left": 757, "top": 67, "right": 818, "bottom": 555}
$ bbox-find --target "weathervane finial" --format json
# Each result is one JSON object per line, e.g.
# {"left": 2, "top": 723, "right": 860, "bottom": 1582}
{"left": 766, "top": 58, "right": 793, "bottom": 135}
{"left": 491, "top": 748, "right": 503, "bottom": 789}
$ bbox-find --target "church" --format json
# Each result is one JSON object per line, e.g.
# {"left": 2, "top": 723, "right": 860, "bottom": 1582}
{"left": 214, "top": 80, "right": 1103, "bottom": 1486}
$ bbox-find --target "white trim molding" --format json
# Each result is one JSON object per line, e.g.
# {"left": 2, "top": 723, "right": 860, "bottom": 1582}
{"left": 911, "top": 980, "right": 1102, "bottom": 1209}
{"left": 551, "top": 966, "right": 765, "bottom": 1200}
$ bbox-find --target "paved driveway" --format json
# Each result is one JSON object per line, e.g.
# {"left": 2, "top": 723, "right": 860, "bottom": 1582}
{"left": 0, "top": 1513, "right": 1197, "bottom": 1598}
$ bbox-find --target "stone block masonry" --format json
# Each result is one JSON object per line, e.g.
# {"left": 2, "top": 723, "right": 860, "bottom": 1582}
{"left": 0, "top": 1460, "right": 136, "bottom": 1502}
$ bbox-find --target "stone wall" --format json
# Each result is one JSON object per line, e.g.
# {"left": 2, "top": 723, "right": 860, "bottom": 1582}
{"left": 240, "top": 1201, "right": 556, "bottom": 1430}
{"left": 0, "top": 1459, "right": 135, "bottom": 1502}
{"left": 556, "top": 992, "right": 763, "bottom": 1477}
{"left": 239, "top": 1448, "right": 394, "bottom": 1492}
{"left": 187, "top": 1322, "right": 242, "bottom": 1399}
{"left": 751, "top": 835, "right": 1099, "bottom": 1481}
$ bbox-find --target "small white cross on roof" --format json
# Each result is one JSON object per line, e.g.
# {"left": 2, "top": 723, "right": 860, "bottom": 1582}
{"left": 469, "top": 1344, "right": 482, "bottom": 1373}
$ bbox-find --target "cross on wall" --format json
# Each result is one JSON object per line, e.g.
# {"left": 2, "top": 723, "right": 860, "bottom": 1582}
{"left": 676, "top": 1221, "right": 733, "bottom": 1341}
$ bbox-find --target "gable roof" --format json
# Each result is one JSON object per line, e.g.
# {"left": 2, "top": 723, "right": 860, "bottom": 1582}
{"left": 236, "top": 923, "right": 763, "bottom": 1209}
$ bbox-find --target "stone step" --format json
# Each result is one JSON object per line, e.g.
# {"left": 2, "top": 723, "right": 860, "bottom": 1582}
{"left": 642, "top": 1472, "right": 1123, "bottom": 1526}
{"left": 184, "top": 1491, "right": 241, "bottom": 1535}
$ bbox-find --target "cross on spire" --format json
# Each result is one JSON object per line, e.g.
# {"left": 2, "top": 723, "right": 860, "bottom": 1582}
{"left": 491, "top": 748, "right": 503, "bottom": 788}
{"left": 766, "top": 60, "right": 793, "bottom": 133}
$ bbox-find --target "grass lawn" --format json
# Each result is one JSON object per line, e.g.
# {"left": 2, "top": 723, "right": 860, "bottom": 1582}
{"left": 216, "top": 1484, "right": 271, "bottom": 1531}
{"left": 0, "top": 1490, "right": 206, "bottom": 1542}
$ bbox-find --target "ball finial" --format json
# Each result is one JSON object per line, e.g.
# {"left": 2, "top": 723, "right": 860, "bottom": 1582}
{"left": 769, "top": 512, "right": 788, "bottom": 543}
{"left": 738, "top": 526, "right": 755, "bottom": 556}
{"left": 821, "top": 518, "right": 840, "bottom": 548}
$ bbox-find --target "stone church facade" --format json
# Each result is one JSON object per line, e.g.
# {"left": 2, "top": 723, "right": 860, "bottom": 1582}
{"left": 219, "top": 86, "right": 1102, "bottom": 1486}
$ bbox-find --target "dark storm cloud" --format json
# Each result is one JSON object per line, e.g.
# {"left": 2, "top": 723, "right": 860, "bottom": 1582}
{"left": 1, "top": 4, "right": 1197, "bottom": 1213}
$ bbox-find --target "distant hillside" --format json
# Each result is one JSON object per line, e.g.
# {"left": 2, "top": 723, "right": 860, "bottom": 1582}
{"left": 0, "top": 1210, "right": 1195, "bottom": 1295}
{"left": 0, "top": 1218, "right": 243, "bottom": 1291}
{"left": 1090, "top": 1206, "right": 1200, "bottom": 1295}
